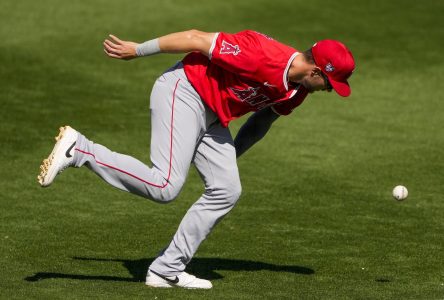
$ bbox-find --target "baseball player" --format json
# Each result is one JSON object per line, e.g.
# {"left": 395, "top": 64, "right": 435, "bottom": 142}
{"left": 38, "top": 29, "right": 355, "bottom": 289}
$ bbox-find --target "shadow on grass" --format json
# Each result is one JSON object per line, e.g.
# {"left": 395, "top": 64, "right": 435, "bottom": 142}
{"left": 25, "top": 257, "right": 314, "bottom": 282}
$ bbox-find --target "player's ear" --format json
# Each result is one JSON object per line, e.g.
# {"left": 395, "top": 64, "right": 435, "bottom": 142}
{"left": 311, "top": 66, "right": 323, "bottom": 77}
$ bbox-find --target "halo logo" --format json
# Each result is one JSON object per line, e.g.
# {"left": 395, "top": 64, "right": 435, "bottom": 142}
{"left": 325, "top": 63, "right": 335, "bottom": 72}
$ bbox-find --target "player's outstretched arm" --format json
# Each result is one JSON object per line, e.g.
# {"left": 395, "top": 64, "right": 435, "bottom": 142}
{"left": 234, "top": 107, "right": 280, "bottom": 158}
{"left": 103, "top": 30, "right": 215, "bottom": 60}
{"left": 158, "top": 30, "right": 216, "bottom": 55}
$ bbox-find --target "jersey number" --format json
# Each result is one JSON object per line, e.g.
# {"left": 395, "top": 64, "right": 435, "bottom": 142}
{"left": 220, "top": 40, "right": 241, "bottom": 56}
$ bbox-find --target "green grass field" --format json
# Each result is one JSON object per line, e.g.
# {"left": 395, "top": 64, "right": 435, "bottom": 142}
{"left": 1, "top": 0, "right": 444, "bottom": 299}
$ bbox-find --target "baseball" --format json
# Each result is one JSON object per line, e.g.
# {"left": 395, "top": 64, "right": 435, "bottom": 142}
{"left": 392, "top": 185, "right": 408, "bottom": 201}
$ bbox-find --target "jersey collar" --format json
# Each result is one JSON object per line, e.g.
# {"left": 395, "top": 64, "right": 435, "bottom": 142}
{"left": 283, "top": 52, "right": 299, "bottom": 91}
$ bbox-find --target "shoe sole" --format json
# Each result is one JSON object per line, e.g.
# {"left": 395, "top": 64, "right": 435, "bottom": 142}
{"left": 37, "top": 126, "right": 75, "bottom": 187}
{"left": 145, "top": 281, "right": 173, "bottom": 288}
{"left": 145, "top": 281, "right": 211, "bottom": 289}
{"left": 145, "top": 278, "right": 212, "bottom": 289}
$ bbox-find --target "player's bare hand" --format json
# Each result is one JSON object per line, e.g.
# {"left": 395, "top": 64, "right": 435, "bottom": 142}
{"left": 103, "top": 34, "right": 138, "bottom": 60}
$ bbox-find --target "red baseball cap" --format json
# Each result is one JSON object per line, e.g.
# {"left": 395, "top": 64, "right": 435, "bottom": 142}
{"left": 311, "top": 40, "right": 355, "bottom": 97}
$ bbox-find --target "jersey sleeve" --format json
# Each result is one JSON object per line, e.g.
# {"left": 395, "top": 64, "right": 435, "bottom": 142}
{"left": 209, "top": 31, "right": 264, "bottom": 80}
{"left": 271, "top": 87, "right": 309, "bottom": 116}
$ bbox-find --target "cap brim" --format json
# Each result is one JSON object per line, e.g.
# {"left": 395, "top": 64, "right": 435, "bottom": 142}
{"left": 329, "top": 77, "right": 351, "bottom": 97}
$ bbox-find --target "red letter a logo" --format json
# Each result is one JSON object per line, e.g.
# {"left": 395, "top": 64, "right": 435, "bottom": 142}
{"left": 220, "top": 40, "right": 241, "bottom": 55}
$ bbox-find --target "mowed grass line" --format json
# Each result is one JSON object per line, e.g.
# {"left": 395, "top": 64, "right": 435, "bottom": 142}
{"left": 1, "top": 0, "right": 444, "bottom": 299}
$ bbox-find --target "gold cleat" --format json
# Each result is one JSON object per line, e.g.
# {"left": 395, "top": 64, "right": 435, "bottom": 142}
{"left": 37, "top": 126, "right": 78, "bottom": 187}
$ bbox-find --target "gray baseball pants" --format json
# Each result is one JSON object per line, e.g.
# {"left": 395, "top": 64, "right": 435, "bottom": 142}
{"left": 72, "top": 63, "right": 242, "bottom": 277}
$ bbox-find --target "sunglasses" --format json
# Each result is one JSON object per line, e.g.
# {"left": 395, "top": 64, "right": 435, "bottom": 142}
{"left": 321, "top": 72, "right": 333, "bottom": 92}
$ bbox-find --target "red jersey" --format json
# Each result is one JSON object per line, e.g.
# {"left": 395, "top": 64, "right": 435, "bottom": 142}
{"left": 183, "top": 30, "right": 308, "bottom": 127}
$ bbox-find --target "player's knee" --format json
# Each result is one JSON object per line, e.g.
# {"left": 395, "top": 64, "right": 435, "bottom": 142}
{"left": 150, "top": 179, "right": 185, "bottom": 203}
{"left": 160, "top": 186, "right": 182, "bottom": 203}
{"left": 222, "top": 179, "right": 242, "bottom": 206}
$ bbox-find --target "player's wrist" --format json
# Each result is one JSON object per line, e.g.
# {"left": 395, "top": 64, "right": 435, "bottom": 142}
{"left": 136, "top": 38, "right": 161, "bottom": 57}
